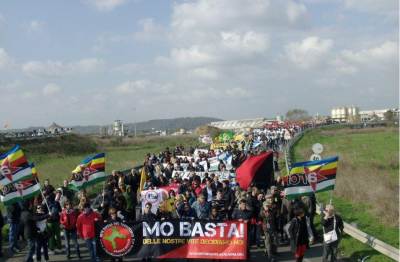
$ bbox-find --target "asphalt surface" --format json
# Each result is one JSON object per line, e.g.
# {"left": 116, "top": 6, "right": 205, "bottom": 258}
{"left": 1, "top": 238, "right": 345, "bottom": 262}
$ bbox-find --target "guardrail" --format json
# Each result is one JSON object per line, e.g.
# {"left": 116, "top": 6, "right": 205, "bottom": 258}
{"left": 284, "top": 126, "right": 400, "bottom": 261}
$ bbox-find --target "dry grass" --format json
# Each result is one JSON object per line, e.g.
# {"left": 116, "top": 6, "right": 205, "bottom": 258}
{"left": 294, "top": 127, "right": 399, "bottom": 227}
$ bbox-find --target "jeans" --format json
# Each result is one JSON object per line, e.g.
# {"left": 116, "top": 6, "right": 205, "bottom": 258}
{"left": 48, "top": 222, "right": 62, "bottom": 250}
{"left": 64, "top": 229, "right": 80, "bottom": 257}
{"left": 25, "top": 238, "right": 36, "bottom": 262}
{"left": 8, "top": 222, "right": 20, "bottom": 251}
{"left": 85, "top": 238, "right": 100, "bottom": 262}
{"left": 36, "top": 234, "right": 49, "bottom": 262}
{"left": 323, "top": 241, "right": 339, "bottom": 262}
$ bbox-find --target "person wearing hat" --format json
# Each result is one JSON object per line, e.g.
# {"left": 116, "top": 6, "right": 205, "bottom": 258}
{"left": 260, "top": 198, "right": 279, "bottom": 261}
{"left": 321, "top": 204, "right": 344, "bottom": 262}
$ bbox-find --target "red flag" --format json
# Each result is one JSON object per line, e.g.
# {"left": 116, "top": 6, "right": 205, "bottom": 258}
{"left": 236, "top": 151, "right": 273, "bottom": 190}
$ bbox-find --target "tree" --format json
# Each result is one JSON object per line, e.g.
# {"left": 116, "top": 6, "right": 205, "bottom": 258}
{"left": 384, "top": 110, "right": 395, "bottom": 122}
{"left": 285, "top": 109, "right": 311, "bottom": 121}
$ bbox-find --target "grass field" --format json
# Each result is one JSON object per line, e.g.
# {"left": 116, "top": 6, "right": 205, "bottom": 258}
{"left": 0, "top": 134, "right": 199, "bottom": 200}
{"left": 292, "top": 126, "right": 399, "bottom": 262}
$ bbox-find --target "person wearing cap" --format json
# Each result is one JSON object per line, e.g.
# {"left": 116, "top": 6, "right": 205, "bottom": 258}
{"left": 260, "top": 198, "right": 278, "bottom": 261}
{"left": 76, "top": 203, "right": 102, "bottom": 262}
{"left": 321, "top": 204, "right": 344, "bottom": 262}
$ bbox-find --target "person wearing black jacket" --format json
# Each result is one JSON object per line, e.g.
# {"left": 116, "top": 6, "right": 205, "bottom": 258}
{"left": 287, "top": 207, "right": 314, "bottom": 262}
{"left": 7, "top": 202, "right": 22, "bottom": 255}
{"left": 47, "top": 197, "right": 62, "bottom": 254}
{"left": 201, "top": 178, "right": 216, "bottom": 203}
{"left": 20, "top": 201, "right": 49, "bottom": 262}
{"left": 321, "top": 204, "right": 344, "bottom": 262}
{"left": 221, "top": 181, "right": 235, "bottom": 218}
{"left": 104, "top": 208, "right": 123, "bottom": 262}
{"left": 140, "top": 203, "right": 157, "bottom": 221}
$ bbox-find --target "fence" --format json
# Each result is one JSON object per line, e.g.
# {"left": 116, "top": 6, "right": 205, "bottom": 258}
{"left": 284, "top": 125, "right": 400, "bottom": 261}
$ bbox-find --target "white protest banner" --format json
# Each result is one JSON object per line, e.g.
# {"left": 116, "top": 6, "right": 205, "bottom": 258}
{"left": 140, "top": 189, "right": 168, "bottom": 214}
{"left": 172, "top": 171, "right": 235, "bottom": 182}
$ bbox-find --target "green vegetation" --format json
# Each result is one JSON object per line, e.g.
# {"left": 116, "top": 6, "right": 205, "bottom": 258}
{"left": 0, "top": 134, "right": 199, "bottom": 241}
{"left": 0, "top": 134, "right": 199, "bottom": 194}
{"left": 292, "top": 126, "right": 399, "bottom": 261}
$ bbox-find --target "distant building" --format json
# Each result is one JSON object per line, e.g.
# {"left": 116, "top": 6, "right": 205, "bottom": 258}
{"left": 331, "top": 106, "right": 359, "bottom": 123}
{"left": 113, "top": 120, "right": 125, "bottom": 136}
{"left": 359, "top": 108, "right": 399, "bottom": 122}
{"left": 99, "top": 126, "right": 108, "bottom": 136}
{"left": 47, "top": 122, "right": 72, "bottom": 135}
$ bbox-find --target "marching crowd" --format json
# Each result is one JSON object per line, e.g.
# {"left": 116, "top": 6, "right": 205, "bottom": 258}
{"left": 0, "top": 134, "right": 344, "bottom": 262}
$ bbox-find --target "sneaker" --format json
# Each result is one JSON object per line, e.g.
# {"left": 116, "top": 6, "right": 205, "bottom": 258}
{"left": 48, "top": 250, "right": 55, "bottom": 255}
{"left": 33, "top": 255, "right": 37, "bottom": 260}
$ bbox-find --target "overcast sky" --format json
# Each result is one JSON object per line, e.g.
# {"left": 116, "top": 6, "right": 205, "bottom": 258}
{"left": 0, "top": 0, "right": 398, "bottom": 128}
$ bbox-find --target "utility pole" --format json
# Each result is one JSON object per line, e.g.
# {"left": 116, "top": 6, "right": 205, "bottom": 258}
{"left": 133, "top": 107, "right": 137, "bottom": 137}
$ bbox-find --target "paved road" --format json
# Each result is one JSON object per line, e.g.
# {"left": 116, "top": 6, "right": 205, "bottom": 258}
{"left": 1, "top": 238, "right": 345, "bottom": 262}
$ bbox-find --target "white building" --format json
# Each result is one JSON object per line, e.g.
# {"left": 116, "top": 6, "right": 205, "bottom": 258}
{"left": 113, "top": 120, "right": 125, "bottom": 136}
{"left": 331, "top": 106, "right": 359, "bottom": 123}
{"left": 359, "top": 108, "right": 399, "bottom": 122}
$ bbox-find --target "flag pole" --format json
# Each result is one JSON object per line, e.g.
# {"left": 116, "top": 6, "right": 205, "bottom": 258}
{"left": 35, "top": 178, "right": 50, "bottom": 212}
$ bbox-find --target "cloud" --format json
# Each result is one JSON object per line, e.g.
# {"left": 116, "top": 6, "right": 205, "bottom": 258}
{"left": 0, "top": 48, "right": 11, "bottom": 69}
{"left": 171, "top": 0, "right": 308, "bottom": 38}
{"left": 286, "top": 1, "right": 308, "bottom": 23}
{"left": 285, "top": 36, "right": 333, "bottom": 69}
{"left": 167, "top": 46, "right": 216, "bottom": 68}
{"left": 22, "top": 58, "right": 105, "bottom": 77}
{"left": 42, "top": 83, "right": 61, "bottom": 96}
{"left": 134, "top": 18, "right": 165, "bottom": 41}
{"left": 190, "top": 67, "right": 218, "bottom": 80}
{"left": 115, "top": 80, "right": 149, "bottom": 94}
{"left": 84, "top": 0, "right": 128, "bottom": 11}
{"left": 27, "top": 20, "right": 45, "bottom": 32}
{"left": 221, "top": 31, "right": 269, "bottom": 56}
{"left": 333, "top": 41, "right": 398, "bottom": 74}
{"left": 343, "top": 0, "right": 398, "bottom": 15}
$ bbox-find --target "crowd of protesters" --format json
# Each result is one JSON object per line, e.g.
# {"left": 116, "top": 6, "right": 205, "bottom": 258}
{"left": 0, "top": 134, "right": 344, "bottom": 262}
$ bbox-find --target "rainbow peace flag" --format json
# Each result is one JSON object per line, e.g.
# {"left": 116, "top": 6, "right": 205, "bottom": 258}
{"left": 0, "top": 177, "right": 41, "bottom": 205}
{"left": 0, "top": 145, "right": 33, "bottom": 186}
{"left": 69, "top": 153, "right": 106, "bottom": 191}
{"left": 283, "top": 156, "right": 338, "bottom": 199}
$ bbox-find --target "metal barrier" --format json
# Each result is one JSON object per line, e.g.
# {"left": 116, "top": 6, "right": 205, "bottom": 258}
{"left": 284, "top": 126, "right": 400, "bottom": 261}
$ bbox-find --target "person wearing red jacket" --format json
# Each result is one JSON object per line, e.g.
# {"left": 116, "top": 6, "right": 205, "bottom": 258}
{"left": 76, "top": 203, "right": 101, "bottom": 262}
{"left": 60, "top": 201, "right": 81, "bottom": 259}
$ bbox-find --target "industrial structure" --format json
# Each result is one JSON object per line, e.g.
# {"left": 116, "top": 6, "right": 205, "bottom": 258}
{"left": 113, "top": 120, "right": 126, "bottom": 136}
{"left": 331, "top": 106, "right": 398, "bottom": 123}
